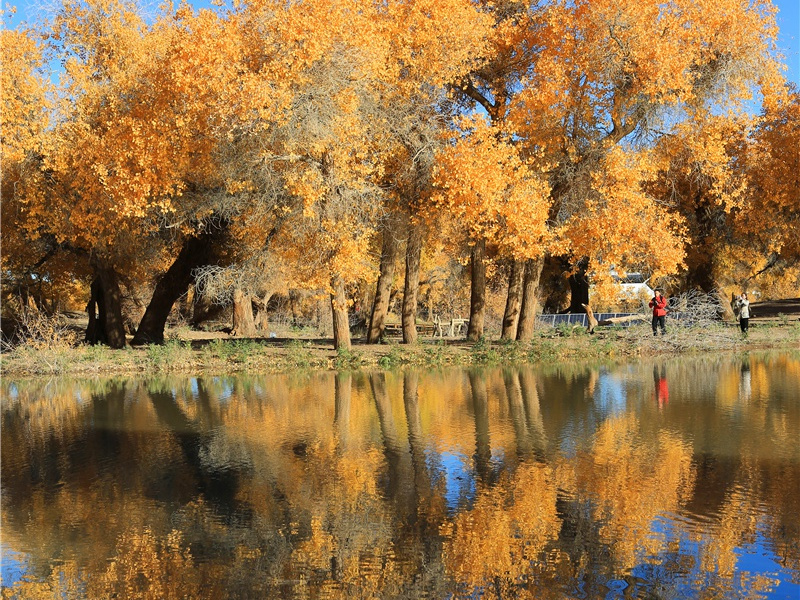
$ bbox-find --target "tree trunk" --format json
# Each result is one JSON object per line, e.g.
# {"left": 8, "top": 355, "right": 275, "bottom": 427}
{"left": 231, "top": 288, "right": 256, "bottom": 337}
{"left": 330, "top": 275, "right": 351, "bottom": 350}
{"left": 517, "top": 256, "right": 544, "bottom": 342}
{"left": 290, "top": 289, "right": 301, "bottom": 326}
{"left": 501, "top": 259, "right": 524, "bottom": 340}
{"left": 402, "top": 221, "right": 422, "bottom": 344}
{"left": 466, "top": 238, "right": 486, "bottom": 342}
{"left": 133, "top": 232, "right": 218, "bottom": 345}
{"left": 715, "top": 284, "right": 736, "bottom": 321}
{"left": 253, "top": 292, "right": 273, "bottom": 332}
{"left": 85, "top": 264, "right": 126, "bottom": 348}
{"left": 85, "top": 279, "right": 101, "bottom": 346}
{"left": 567, "top": 257, "right": 590, "bottom": 314}
{"left": 191, "top": 289, "right": 225, "bottom": 326}
{"left": 368, "top": 223, "right": 401, "bottom": 343}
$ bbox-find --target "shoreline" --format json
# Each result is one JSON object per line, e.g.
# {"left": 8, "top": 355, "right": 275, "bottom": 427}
{"left": 2, "top": 320, "right": 799, "bottom": 379}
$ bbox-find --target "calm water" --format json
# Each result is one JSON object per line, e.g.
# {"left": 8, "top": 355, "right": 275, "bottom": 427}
{"left": 2, "top": 352, "right": 799, "bottom": 599}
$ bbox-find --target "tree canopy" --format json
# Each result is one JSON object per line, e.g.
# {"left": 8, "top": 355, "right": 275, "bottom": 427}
{"left": 2, "top": 0, "right": 796, "bottom": 347}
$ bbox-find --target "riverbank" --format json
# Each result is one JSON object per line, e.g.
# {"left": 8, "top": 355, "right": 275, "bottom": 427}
{"left": 2, "top": 317, "right": 799, "bottom": 378}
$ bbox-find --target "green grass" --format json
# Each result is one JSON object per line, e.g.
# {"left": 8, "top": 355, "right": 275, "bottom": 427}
{"left": 3, "top": 320, "right": 799, "bottom": 378}
{"left": 333, "top": 347, "right": 364, "bottom": 370}
{"left": 286, "top": 339, "right": 314, "bottom": 369}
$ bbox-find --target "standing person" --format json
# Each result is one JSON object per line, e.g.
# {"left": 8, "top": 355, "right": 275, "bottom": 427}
{"left": 738, "top": 292, "right": 750, "bottom": 336}
{"left": 649, "top": 288, "right": 667, "bottom": 336}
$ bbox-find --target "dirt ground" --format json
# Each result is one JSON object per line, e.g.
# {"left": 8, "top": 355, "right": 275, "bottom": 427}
{"left": 51, "top": 297, "right": 800, "bottom": 349}
{"left": 749, "top": 298, "right": 800, "bottom": 322}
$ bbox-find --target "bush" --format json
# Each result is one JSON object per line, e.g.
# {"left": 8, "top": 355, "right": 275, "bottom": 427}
{"left": 1, "top": 307, "right": 78, "bottom": 352}
{"left": 333, "top": 347, "right": 363, "bottom": 369}
{"left": 145, "top": 339, "right": 193, "bottom": 371}
{"left": 378, "top": 344, "right": 405, "bottom": 369}
{"left": 470, "top": 336, "right": 500, "bottom": 365}
{"left": 286, "top": 340, "right": 313, "bottom": 369}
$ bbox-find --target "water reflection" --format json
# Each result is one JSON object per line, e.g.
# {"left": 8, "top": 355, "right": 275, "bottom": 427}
{"left": 2, "top": 352, "right": 800, "bottom": 599}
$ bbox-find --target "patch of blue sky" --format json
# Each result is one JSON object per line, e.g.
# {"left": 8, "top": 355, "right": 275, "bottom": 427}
{"left": 0, "top": 547, "right": 28, "bottom": 589}
{"left": 438, "top": 450, "right": 476, "bottom": 513}
{"left": 593, "top": 369, "right": 628, "bottom": 415}
{"left": 210, "top": 376, "right": 234, "bottom": 403}
{"left": 632, "top": 513, "right": 800, "bottom": 600}
{"left": 5, "top": 382, "right": 19, "bottom": 400}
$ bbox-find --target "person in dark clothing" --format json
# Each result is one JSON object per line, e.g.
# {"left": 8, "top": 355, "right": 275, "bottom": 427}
{"left": 649, "top": 289, "right": 667, "bottom": 336}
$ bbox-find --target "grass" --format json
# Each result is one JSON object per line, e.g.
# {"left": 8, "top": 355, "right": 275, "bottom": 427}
{"left": 2, "top": 320, "right": 799, "bottom": 378}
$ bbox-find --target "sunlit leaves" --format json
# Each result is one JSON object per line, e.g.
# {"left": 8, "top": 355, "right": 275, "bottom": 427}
{"left": 433, "top": 117, "right": 552, "bottom": 260}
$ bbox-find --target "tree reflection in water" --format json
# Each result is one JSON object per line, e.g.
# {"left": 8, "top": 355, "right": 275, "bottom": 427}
{"left": 2, "top": 352, "right": 799, "bottom": 599}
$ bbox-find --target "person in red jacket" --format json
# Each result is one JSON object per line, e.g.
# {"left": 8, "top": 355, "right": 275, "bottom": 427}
{"left": 649, "top": 289, "right": 667, "bottom": 336}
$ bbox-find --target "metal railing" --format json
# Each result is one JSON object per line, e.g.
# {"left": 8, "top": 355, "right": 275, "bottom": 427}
{"left": 536, "top": 312, "right": 640, "bottom": 329}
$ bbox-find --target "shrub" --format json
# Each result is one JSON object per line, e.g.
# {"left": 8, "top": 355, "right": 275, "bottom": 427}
{"left": 286, "top": 340, "right": 313, "bottom": 369}
{"left": 334, "top": 347, "right": 363, "bottom": 370}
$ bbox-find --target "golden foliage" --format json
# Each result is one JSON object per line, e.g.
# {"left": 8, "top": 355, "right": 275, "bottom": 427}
{"left": 442, "top": 463, "right": 561, "bottom": 590}
{"left": 572, "top": 414, "right": 696, "bottom": 570}
{"left": 433, "top": 116, "right": 552, "bottom": 260}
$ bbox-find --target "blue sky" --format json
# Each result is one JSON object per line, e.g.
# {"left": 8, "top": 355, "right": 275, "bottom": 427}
{"left": 773, "top": 0, "right": 800, "bottom": 85}
{"left": 4, "top": 0, "right": 799, "bottom": 86}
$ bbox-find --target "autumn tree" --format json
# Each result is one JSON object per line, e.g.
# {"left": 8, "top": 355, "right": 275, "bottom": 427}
{"left": 0, "top": 23, "right": 81, "bottom": 320}
{"left": 365, "top": 0, "right": 494, "bottom": 344}
{"left": 433, "top": 116, "right": 552, "bottom": 340}
{"left": 647, "top": 88, "right": 798, "bottom": 309}
{"left": 455, "top": 0, "right": 789, "bottom": 325}
{"left": 732, "top": 88, "right": 800, "bottom": 296}
{"left": 6, "top": 0, "right": 245, "bottom": 347}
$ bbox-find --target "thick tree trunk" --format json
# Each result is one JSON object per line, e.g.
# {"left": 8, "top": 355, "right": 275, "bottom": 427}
{"left": 715, "top": 285, "right": 736, "bottom": 321}
{"left": 684, "top": 195, "right": 735, "bottom": 319}
{"left": 133, "top": 232, "right": 218, "bottom": 345}
{"left": 231, "top": 288, "right": 256, "bottom": 337}
{"left": 402, "top": 222, "right": 422, "bottom": 344}
{"left": 290, "top": 290, "right": 301, "bottom": 326}
{"left": 517, "top": 256, "right": 544, "bottom": 342}
{"left": 501, "top": 259, "right": 524, "bottom": 340}
{"left": 330, "top": 275, "right": 351, "bottom": 350}
{"left": 567, "top": 257, "right": 590, "bottom": 314}
{"left": 685, "top": 194, "right": 719, "bottom": 294}
{"left": 191, "top": 289, "right": 225, "bottom": 326}
{"left": 368, "top": 223, "right": 401, "bottom": 343}
{"left": 85, "top": 264, "right": 126, "bottom": 348}
{"left": 253, "top": 292, "right": 273, "bottom": 332}
{"left": 85, "top": 279, "right": 101, "bottom": 346}
{"left": 466, "top": 238, "right": 486, "bottom": 342}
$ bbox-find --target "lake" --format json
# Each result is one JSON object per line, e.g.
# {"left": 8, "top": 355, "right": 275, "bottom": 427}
{"left": 2, "top": 352, "right": 799, "bottom": 599}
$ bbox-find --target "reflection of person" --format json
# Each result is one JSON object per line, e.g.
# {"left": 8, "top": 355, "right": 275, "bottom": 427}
{"left": 739, "top": 361, "right": 752, "bottom": 402}
{"left": 738, "top": 292, "right": 750, "bottom": 336}
{"left": 649, "top": 289, "right": 668, "bottom": 336}
{"left": 653, "top": 364, "right": 669, "bottom": 408}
